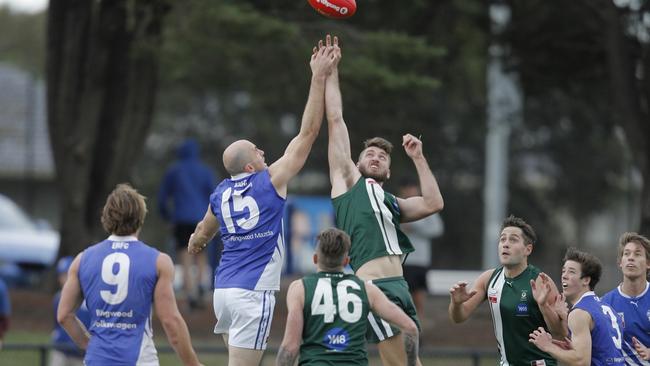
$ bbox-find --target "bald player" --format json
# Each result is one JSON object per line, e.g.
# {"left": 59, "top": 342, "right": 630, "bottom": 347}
{"left": 187, "top": 35, "right": 339, "bottom": 366}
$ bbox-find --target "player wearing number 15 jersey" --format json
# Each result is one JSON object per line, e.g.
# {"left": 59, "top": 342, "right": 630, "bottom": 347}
{"left": 276, "top": 228, "right": 419, "bottom": 366}
{"left": 530, "top": 248, "right": 625, "bottom": 366}
{"left": 188, "top": 35, "right": 340, "bottom": 366}
{"left": 57, "top": 184, "right": 202, "bottom": 366}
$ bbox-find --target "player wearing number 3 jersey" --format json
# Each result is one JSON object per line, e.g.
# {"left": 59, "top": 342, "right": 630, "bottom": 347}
{"left": 57, "top": 184, "right": 203, "bottom": 366}
{"left": 188, "top": 35, "right": 341, "bottom": 366}
{"left": 529, "top": 248, "right": 625, "bottom": 366}
{"left": 276, "top": 228, "right": 419, "bottom": 366}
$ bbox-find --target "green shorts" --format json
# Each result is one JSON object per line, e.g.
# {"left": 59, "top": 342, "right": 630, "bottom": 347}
{"left": 366, "top": 276, "right": 420, "bottom": 343}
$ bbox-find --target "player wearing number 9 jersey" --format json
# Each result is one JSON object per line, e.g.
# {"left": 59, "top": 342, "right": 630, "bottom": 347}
{"left": 530, "top": 248, "right": 625, "bottom": 366}
{"left": 187, "top": 35, "right": 341, "bottom": 366}
{"left": 276, "top": 228, "right": 419, "bottom": 366}
{"left": 57, "top": 184, "right": 203, "bottom": 366}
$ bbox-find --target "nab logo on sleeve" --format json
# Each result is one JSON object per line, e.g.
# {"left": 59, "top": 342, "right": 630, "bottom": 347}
{"left": 323, "top": 327, "right": 350, "bottom": 351}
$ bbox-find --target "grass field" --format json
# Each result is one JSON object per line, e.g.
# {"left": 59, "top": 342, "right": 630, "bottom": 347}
{"left": 3, "top": 330, "right": 499, "bottom": 365}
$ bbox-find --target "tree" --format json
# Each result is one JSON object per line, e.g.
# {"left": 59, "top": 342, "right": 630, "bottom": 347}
{"left": 47, "top": 0, "right": 170, "bottom": 255}
{"left": 502, "top": 0, "right": 650, "bottom": 234}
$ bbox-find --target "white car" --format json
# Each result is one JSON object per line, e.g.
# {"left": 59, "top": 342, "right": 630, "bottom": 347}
{"left": 0, "top": 194, "right": 59, "bottom": 276}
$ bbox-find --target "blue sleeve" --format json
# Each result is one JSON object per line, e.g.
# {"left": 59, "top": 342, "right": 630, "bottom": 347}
{"left": 158, "top": 169, "right": 174, "bottom": 220}
{"left": 0, "top": 281, "right": 10, "bottom": 315}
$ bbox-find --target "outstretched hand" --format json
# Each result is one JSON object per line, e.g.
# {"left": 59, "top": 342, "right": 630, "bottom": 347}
{"left": 552, "top": 293, "right": 569, "bottom": 323}
{"left": 449, "top": 281, "right": 477, "bottom": 305}
{"left": 310, "top": 34, "right": 340, "bottom": 77}
{"left": 402, "top": 134, "right": 423, "bottom": 159}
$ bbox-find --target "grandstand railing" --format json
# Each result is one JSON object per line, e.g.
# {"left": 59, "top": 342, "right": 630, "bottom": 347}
{"left": 3, "top": 343, "right": 498, "bottom": 366}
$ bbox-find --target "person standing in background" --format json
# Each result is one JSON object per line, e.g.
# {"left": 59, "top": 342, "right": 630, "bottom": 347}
{"left": 159, "top": 138, "right": 217, "bottom": 310}
{"left": 0, "top": 276, "right": 9, "bottom": 350}
{"left": 398, "top": 179, "right": 444, "bottom": 314}
{"left": 50, "top": 256, "right": 91, "bottom": 366}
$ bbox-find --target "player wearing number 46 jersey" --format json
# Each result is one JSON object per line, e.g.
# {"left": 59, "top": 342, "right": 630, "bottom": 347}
{"left": 277, "top": 228, "right": 419, "bottom": 366}
{"left": 530, "top": 248, "right": 625, "bottom": 366}
{"left": 57, "top": 184, "right": 203, "bottom": 366}
{"left": 188, "top": 35, "right": 340, "bottom": 366}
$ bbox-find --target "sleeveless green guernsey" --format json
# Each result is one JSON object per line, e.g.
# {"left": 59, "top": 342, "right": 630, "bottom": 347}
{"left": 300, "top": 272, "right": 369, "bottom": 365}
{"left": 332, "top": 177, "right": 413, "bottom": 271}
{"left": 486, "top": 265, "right": 557, "bottom": 366}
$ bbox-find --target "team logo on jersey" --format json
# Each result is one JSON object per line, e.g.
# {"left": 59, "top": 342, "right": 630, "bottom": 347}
{"left": 323, "top": 327, "right": 350, "bottom": 351}
{"left": 516, "top": 302, "right": 529, "bottom": 316}
{"left": 488, "top": 288, "right": 498, "bottom": 303}
{"left": 520, "top": 290, "right": 528, "bottom": 301}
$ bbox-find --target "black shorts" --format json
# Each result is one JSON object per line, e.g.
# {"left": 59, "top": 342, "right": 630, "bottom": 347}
{"left": 174, "top": 223, "right": 197, "bottom": 250}
{"left": 403, "top": 265, "right": 428, "bottom": 291}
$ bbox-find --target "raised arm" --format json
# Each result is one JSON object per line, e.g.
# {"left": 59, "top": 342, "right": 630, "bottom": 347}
{"left": 448, "top": 269, "right": 492, "bottom": 323}
{"left": 154, "top": 254, "right": 203, "bottom": 366}
{"left": 188, "top": 205, "right": 219, "bottom": 254}
{"left": 396, "top": 134, "right": 444, "bottom": 222}
{"left": 366, "top": 282, "right": 419, "bottom": 366}
{"left": 530, "top": 309, "right": 592, "bottom": 366}
{"left": 531, "top": 272, "right": 569, "bottom": 339}
{"left": 276, "top": 280, "right": 305, "bottom": 366}
{"left": 269, "top": 36, "right": 338, "bottom": 196}
{"left": 325, "top": 37, "right": 361, "bottom": 198}
{"left": 57, "top": 254, "right": 91, "bottom": 350}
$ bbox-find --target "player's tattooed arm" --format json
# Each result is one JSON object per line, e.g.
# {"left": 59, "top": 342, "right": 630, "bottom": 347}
{"left": 276, "top": 346, "right": 299, "bottom": 366}
{"left": 403, "top": 331, "right": 419, "bottom": 366}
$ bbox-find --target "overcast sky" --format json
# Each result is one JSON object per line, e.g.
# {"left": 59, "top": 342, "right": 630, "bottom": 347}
{"left": 0, "top": 0, "right": 46, "bottom": 13}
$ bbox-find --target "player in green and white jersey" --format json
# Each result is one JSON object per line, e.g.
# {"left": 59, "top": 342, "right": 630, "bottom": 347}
{"left": 276, "top": 228, "right": 419, "bottom": 366}
{"left": 449, "top": 215, "right": 568, "bottom": 366}
{"left": 324, "top": 36, "right": 444, "bottom": 366}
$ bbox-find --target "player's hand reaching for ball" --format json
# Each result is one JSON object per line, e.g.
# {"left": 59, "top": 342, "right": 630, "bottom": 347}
{"left": 402, "top": 133, "right": 424, "bottom": 160}
{"left": 310, "top": 34, "right": 339, "bottom": 77}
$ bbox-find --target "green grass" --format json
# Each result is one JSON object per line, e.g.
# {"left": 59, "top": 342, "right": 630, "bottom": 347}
{"left": 2, "top": 331, "right": 498, "bottom": 365}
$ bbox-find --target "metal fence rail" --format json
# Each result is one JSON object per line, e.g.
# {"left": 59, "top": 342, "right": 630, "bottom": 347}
{"left": 2, "top": 343, "right": 499, "bottom": 366}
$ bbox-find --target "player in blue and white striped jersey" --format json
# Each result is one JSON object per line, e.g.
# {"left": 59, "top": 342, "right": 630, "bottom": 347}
{"left": 57, "top": 184, "right": 203, "bottom": 366}
{"left": 602, "top": 232, "right": 650, "bottom": 365}
{"left": 530, "top": 248, "right": 625, "bottom": 366}
{"left": 187, "top": 35, "right": 340, "bottom": 366}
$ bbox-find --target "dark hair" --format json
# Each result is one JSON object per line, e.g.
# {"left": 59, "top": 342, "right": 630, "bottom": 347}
{"left": 563, "top": 247, "right": 602, "bottom": 290}
{"left": 363, "top": 137, "right": 393, "bottom": 154}
{"left": 501, "top": 215, "right": 537, "bottom": 245}
{"left": 617, "top": 232, "right": 650, "bottom": 278}
{"left": 316, "top": 228, "right": 351, "bottom": 271}
{"left": 101, "top": 183, "right": 147, "bottom": 236}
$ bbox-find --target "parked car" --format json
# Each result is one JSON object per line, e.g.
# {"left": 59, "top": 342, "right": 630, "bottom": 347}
{"left": 0, "top": 194, "right": 59, "bottom": 286}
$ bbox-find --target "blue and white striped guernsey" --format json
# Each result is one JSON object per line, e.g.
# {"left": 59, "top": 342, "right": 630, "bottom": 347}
{"left": 78, "top": 235, "right": 159, "bottom": 366}
{"left": 572, "top": 291, "right": 625, "bottom": 366}
{"left": 602, "top": 282, "right": 650, "bottom": 366}
{"left": 210, "top": 169, "right": 285, "bottom": 291}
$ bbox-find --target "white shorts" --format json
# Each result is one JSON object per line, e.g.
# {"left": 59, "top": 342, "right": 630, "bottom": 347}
{"left": 213, "top": 288, "right": 276, "bottom": 350}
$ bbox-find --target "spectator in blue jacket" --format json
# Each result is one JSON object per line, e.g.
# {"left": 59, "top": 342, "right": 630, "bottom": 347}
{"left": 51, "top": 256, "right": 90, "bottom": 366}
{"left": 159, "top": 138, "right": 217, "bottom": 309}
{"left": 0, "top": 277, "right": 9, "bottom": 350}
